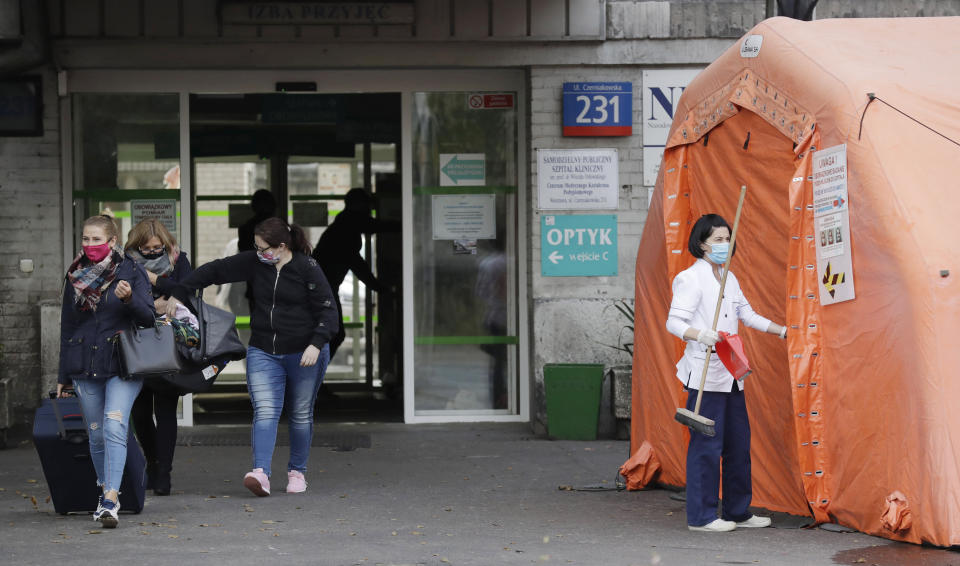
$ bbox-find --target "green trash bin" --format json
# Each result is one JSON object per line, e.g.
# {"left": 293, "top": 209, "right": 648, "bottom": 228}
{"left": 543, "top": 363, "right": 605, "bottom": 440}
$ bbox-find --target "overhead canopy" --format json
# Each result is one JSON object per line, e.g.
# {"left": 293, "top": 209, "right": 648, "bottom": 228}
{"left": 632, "top": 16, "right": 960, "bottom": 546}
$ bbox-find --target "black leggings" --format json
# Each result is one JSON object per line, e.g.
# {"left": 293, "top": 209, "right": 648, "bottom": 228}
{"left": 131, "top": 384, "right": 180, "bottom": 470}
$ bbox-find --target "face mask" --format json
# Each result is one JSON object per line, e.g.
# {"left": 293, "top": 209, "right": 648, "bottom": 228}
{"left": 705, "top": 242, "right": 730, "bottom": 264}
{"left": 83, "top": 242, "right": 112, "bottom": 263}
{"left": 140, "top": 247, "right": 165, "bottom": 260}
{"left": 257, "top": 249, "right": 280, "bottom": 265}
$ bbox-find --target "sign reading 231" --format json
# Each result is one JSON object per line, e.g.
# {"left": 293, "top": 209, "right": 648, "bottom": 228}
{"left": 562, "top": 82, "right": 633, "bottom": 137}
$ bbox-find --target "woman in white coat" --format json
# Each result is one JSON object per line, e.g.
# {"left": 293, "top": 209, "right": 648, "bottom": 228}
{"left": 665, "top": 214, "right": 787, "bottom": 532}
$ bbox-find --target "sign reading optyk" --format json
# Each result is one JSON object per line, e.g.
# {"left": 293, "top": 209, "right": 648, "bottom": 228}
{"left": 537, "top": 148, "right": 618, "bottom": 210}
{"left": 541, "top": 214, "right": 618, "bottom": 277}
{"left": 562, "top": 82, "right": 632, "bottom": 136}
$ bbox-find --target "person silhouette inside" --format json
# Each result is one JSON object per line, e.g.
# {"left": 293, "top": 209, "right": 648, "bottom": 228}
{"left": 311, "top": 188, "right": 398, "bottom": 358}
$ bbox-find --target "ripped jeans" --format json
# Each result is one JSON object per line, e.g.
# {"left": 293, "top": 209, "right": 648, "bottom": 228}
{"left": 73, "top": 377, "right": 143, "bottom": 493}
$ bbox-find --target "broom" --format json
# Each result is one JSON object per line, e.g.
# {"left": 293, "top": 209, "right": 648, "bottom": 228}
{"left": 674, "top": 185, "right": 747, "bottom": 437}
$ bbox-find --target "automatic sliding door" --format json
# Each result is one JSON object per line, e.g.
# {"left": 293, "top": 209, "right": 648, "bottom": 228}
{"left": 410, "top": 92, "right": 519, "bottom": 416}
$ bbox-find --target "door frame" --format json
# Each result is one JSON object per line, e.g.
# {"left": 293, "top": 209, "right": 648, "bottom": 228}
{"left": 62, "top": 69, "right": 530, "bottom": 424}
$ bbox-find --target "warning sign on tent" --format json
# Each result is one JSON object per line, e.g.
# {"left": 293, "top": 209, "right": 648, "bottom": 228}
{"left": 822, "top": 262, "right": 846, "bottom": 299}
{"left": 812, "top": 144, "right": 855, "bottom": 305}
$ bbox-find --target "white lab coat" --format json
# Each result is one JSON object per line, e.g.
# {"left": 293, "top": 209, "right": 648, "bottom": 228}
{"left": 666, "top": 259, "right": 772, "bottom": 392}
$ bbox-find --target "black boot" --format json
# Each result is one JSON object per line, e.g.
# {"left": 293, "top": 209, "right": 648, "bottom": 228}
{"left": 154, "top": 465, "right": 171, "bottom": 496}
{"left": 145, "top": 461, "right": 157, "bottom": 491}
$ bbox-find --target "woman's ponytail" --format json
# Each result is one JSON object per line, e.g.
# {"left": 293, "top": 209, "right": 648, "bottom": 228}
{"left": 288, "top": 223, "right": 311, "bottom": 255}
{"left": 255, "top": 217, "right": 312, "bottom": 255}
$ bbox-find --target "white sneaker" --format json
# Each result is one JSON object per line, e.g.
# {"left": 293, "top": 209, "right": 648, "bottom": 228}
{"left": 688, "top": 518, "right": 736, "bottom": 532}
{"left": 98, "top": 498, "right": 120, "bottom": 529}
{"left": 736, "top": 515, "right": 772, "bottom": 528}
{"left": 92, "top": 495, "right": 105, "bottom": 521}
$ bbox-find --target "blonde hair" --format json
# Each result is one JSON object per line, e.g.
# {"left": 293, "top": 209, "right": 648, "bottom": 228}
{"left": 125, "top": 218, "right": 178, "bottom": 258}
{"left": 82, "top": 215, "right": 119, "bottom": 241}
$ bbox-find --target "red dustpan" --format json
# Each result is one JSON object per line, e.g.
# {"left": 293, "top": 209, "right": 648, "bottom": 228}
{"left": 716, "top": 331, "right": 752, "bottom": 380}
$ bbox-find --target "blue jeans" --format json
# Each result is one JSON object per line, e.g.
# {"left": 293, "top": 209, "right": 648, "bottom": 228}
{"left": 73, "top": 377, "right": 143, "bottom": 493}
{"left": 246, "top": 345, "right": 330, "bottom": 476}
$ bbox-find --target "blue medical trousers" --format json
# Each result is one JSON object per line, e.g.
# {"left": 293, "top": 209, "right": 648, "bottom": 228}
{"left": 685, "top": 384, "right": 752, "bottom": 527}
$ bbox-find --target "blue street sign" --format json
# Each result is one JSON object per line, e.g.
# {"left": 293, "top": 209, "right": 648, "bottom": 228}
{"left": 541, "top": 214, "right": 618, "bottom": 277}
{"left": 562, "top": 82, "right": 633, "bottom": 137}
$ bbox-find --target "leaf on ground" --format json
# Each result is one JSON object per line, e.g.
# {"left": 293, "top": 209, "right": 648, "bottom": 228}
{"left": 88, "top": 530, "right": 102, "bottom": 534}
{"left": 557, "top": 485, "right": 573, "bottom": 491}
{"left": 261, "top": 520, "right": 275, "bottom": 524}
{"left": 45, "top": 496, "right": 50, "bottom": 503}
{"left": 273, "top": 533, "right": 279, "bottom": 537}
{"left": 27, "top": 479, "right": 38, "bottom": 483}
{"left": 168, "top": 535, "right": 178, "bottom": 539}
{"left": 30, "top": 496, "right": 38, "bottom": 508}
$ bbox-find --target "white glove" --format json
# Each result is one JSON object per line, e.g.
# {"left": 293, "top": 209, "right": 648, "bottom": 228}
{"left": 696, "top": 328, "right": 720, "bottom": 347}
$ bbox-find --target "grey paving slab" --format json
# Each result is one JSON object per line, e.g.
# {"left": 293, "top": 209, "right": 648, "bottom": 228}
{"left": 0, "top": 423, "right": 954, "bottom": 566}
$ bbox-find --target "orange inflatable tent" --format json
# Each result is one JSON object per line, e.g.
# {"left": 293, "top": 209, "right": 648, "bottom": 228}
{"left": 632, "top": 16, "right": 960, "bottom": 546}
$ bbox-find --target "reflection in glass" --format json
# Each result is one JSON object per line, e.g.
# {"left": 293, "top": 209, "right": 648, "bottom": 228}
{"left": 411, "top": 92, "right": 517, "bottom": 414}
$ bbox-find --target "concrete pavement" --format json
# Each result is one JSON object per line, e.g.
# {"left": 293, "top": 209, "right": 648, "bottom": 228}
{"left": 0, "top": 422, "right": 954, "bottom": 566}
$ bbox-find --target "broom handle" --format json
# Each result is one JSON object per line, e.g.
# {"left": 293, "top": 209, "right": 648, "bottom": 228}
{"left": 693, "top": 185, "right": 747, "bottom": 416}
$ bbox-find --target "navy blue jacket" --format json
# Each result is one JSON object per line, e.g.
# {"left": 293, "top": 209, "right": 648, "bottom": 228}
{"left": 173, "top": 251, "right": 338, "bottom": 355}
{"left": 58, "top": 254, "right": 156, "bottom": 385}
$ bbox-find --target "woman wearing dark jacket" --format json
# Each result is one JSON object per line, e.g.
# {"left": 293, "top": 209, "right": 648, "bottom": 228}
{"left": 125, "top": 219, "right": 192, "bottom": 496}
{"left": 56, "top": 215, "right": 155, "bottom": 529}
{"left": 173, "top": 217, "right": 338, "bottom": 497}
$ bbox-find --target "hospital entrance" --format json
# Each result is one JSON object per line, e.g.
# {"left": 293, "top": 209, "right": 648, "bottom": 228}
{"left": 65, "top": 71, "right": 528, "bottom": 424}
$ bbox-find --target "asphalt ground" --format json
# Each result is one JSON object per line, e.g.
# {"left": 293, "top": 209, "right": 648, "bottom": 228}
{"left": 1, "top": 422, "right": 958, "bottom": 566}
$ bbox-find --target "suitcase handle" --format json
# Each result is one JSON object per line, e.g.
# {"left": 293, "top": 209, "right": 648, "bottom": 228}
{"left": 49, "top": 396, "right": 88, "bottom": 440}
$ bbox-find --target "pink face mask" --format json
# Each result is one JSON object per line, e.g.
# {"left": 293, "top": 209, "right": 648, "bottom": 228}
{"left": 83, "top": 242, "right": 112, "bottom": 262}
{"left": 257, "top": 249, "right": 280, "bottom": 265}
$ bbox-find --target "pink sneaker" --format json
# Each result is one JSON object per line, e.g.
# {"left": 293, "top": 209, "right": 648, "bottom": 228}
{"left": 286, "top": 470, "right": 307, "bottom": 494}
{"left": 243, "top": 468, "right": 270, "bottom": 497}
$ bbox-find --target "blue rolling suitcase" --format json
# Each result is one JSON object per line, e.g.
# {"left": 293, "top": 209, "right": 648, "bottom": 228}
{"left": 32, "top": 395, "right": 146, "bottom": 514}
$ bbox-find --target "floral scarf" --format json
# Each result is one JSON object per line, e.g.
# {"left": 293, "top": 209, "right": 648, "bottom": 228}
{"left": 66, "top": 248, "right": 122, "bottom": 312}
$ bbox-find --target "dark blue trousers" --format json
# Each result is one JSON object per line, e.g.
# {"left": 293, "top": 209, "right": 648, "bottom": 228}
{"left": 685, "top": 385, "right": 752, "bottom": 527}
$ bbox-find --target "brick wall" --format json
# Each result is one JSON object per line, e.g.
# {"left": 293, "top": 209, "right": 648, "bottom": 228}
{"left": 528, "top": 66, "right": 647, "bottom": 432}
{"left": 0, "top": 66, "right": 62, "bottom": 430}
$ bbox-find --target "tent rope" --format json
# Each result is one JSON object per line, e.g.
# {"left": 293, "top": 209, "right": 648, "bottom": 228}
{"left": 859, "top": 93, "right": 960, "bottom": 148}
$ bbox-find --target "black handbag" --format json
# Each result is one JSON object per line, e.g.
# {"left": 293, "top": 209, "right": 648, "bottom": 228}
{"left": 185, "top": 294, "right": 247, "bottom": 364}
{"left": 117, "top": 320, "right": 182, "bottom": 380}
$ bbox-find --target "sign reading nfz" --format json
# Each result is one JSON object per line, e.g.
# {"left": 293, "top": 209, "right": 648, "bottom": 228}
{"left": 222, "top": 1, "right": 415, "bottom": 25}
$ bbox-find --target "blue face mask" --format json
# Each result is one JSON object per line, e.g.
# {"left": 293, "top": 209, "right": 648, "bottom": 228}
{"left": 705, "top": 242, "right": 730, "bottom": 264}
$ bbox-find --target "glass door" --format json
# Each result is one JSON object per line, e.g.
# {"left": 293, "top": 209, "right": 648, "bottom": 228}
{"left": 408, "top": 91, "right": 520, "bottom": 419}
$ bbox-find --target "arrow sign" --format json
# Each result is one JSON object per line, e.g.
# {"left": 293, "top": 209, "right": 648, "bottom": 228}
{"left": 541, "top": 214, "right": 618, "bottom": 277}
{"left": 440, "top": 153, "right": 485, "bottom": 186}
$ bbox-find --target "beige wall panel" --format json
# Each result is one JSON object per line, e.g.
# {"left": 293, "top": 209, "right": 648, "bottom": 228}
{"left": 260, "top": 25, "right": 298, "bottom": 39}
{"left": 377, "top": 25, "right": 415, "bottom": 39}
{"left": 415, "top": 0, "right": 451, "bottom": 39}
{"left": 182, "top": 0, "right": 219, "bottom": 37}
{"left": 492, "top": 0, "right": 526, "bottom": 37}
{"left": 299, "top": 26, "right": 337, "bottom": 40}
{"left": 339, "top": 25, "right": 376, "bottom": 39}
{"left": 144, "top": 0, "right": 179, "bottom": 37}
{"left": 453, "top": 0, "right": 488, "bottom": 39}
{"left": 568, "top": 0, "right": 601, "bottom": 37}
{"left": 530, "top": 0, "right": 564, "bottom": 37}
{"left": 221, "top": 24, "right": 259, "bottom": 38}
{"left": 64, "top": 0, "right": 100, "bottom": 37}
{"left": 104, "top": 0, "right": 140, "bottom": 37}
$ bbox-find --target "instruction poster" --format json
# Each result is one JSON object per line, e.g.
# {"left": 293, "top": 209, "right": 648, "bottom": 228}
{"left": 537, "top": 148, "right": 619, "bottom": 210}
{"left": 131, "top": 199, "right": 177, "bottom": 238}
{"left": 432, "top": 194, "right": 496, "bottom": 240}
{"left": 812, "top": 144, "right": 855, "bottom": 305}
